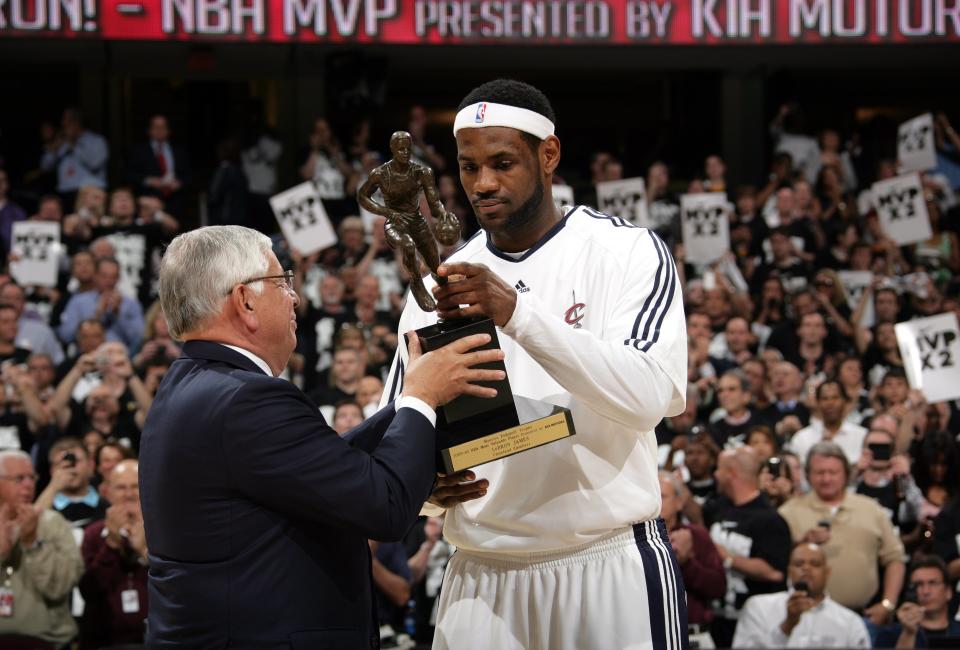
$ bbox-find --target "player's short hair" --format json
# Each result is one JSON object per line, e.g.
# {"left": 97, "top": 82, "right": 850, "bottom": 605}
{"left": 458, "top": 79, "right": 555, "bottom": 152}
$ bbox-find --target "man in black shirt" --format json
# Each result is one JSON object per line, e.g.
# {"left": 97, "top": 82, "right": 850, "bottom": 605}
{"left": 707, "top": 446, "right": 792, "bottom": 648}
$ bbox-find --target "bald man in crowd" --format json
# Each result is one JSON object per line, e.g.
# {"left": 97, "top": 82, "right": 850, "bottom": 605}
{"left": 706, "top": 446, "right": 792, "bottom": 647}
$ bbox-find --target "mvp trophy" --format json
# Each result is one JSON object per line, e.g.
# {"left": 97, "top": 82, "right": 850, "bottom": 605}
{"left": 358, "top": 130, "right": 575, "bottom": 473}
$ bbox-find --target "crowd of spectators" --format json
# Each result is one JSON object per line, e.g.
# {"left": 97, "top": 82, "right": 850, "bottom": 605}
{"left": 0, "top": 98, "right": 958, "bottom": 648}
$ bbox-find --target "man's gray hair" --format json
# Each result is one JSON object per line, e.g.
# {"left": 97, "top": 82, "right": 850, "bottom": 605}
{"left": 806, "top": 441, "right": 851, "bottom": 478}
{"left": 159, "top": 226, "right": 272, "bottom": 339}
{"left": 0, "top": 449, "right": 32, "bottom": 473}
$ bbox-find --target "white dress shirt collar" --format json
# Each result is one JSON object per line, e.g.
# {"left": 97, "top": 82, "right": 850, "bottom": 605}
{"left": 220, "top": 343, "right": 273, "bottom": 376}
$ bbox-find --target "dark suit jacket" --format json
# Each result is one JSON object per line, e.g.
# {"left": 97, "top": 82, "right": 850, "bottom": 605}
{"left": 139, "top": 341, "right": 436, "bottom": 649}
{"left": 126, "top": 141, "right": 191, "bottom": 213}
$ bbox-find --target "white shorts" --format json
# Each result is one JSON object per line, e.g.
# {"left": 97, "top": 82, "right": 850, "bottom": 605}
{"left": 432, "top": 518, "right": 688, "bottom": 650}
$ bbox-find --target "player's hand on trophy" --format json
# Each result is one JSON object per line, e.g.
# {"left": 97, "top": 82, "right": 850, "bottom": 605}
{"left": 401, "top": 330, "right": 505, "bottom": 409}
{"left": 428, "top": 470, "right": 489, "bottom": 509}
{"left": 433, "top": 262, "right": 517, "bottom": 327}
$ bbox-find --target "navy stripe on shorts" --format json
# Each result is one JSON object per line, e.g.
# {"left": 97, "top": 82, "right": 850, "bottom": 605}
{"left": 633, "top": 518, "right": 689, "bottom": 650}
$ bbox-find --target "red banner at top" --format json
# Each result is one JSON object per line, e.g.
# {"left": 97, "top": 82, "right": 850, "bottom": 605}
{"left": 1, "top": 0, "right": 959, "bottom": 45}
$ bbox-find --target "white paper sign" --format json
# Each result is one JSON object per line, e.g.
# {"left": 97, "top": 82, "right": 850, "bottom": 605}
{"left": 895, "top": 312, "right": 960, "bottom": 403}
{"left": 898, "top": 113, "right": 937, "bottom": 173}
{"left": 270, "top": 182, "right": 338, "bottom": 256}
{"left": 680, "top": 193, "right": 731, "bottom": 264}
{"left": 553, "top": 184, "right": 575, "bottom": 215}
{"left": 595, "top": 177, "right": 650, "bottom": 227}
{"left": 872, "top": 173, "right": 932, "bottom": 246}
{"left": 837, "top": 271, "right": 875, "bottom": 328}
{"left": 10, "top": 221, "right": 60, "bottom": 288}
{"left": 107, "top": 232, "right": 146, "bottom": 299}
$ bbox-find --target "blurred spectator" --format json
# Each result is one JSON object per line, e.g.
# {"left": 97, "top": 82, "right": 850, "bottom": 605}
{"left": 321, "top": 216, "right": 369, "bottom": 270}
{"left": 332, "top": 399, "right": 364, "bottom": 436}
{"left": 93, "top": 440, "right": 133, "bottom": 494}
{"left": 788, "top": 380, "right": 867, "bottom": 467}
{"left": 309, "top": 347, "right": 363, "bottom": 410}
{"left": 875, "top": 555, "right": 960, "bottom": 648}
{"left": 659, "top": 471, "right": 725, "bottom": 632}
{"left": 708, "top": 316, "right": 755, "bottom": 369}
{"left": 298, "top": 118, "right": 355, "bottom": 220}
{"left": 915, "top": 194, "right": 960, "bottom": 283}
{"left": 356, "top": 375, "right": 384, "bottom": 418}
{"left": 404, "top": 516, "right": 452, "bottom": 644}
{"left": 705, "top": 446, "right": 791, "bottom": 648}
{"left": 646, "top": 161, "right": 680, "bottom": 245}
{"left": 0, "top": 303, "right": 30, "bottom": 366}
{"left": 746, "top": 425, "right": 778, "bottom": 463}
{"left": 779, "top": 442, "right": 905, "bottom": 623}
{"left": 294, "top": 272, "right": 350, "bottom": 391}
{"left": 132, "top": 301, "right": 180, "bottom": 370}
{"left": 79, "top": 459, "right": 148, "bottom": 649}
{"left": 370, "top": 539, "right": 412, "bottom": 634}
{"left": 0, "top": 168, "right": 27, "bottom": 257}
{"left": 86, "top": 188, "right": 178, "bottom": 305}
{"left": 58, "top": 257, "right": 145, "bottom": 352}
{"left": 684, "top": 432, "right": 720, "bottom": 509}
{"left": 760, "top": 361, "right": 811, "bottom": 431}
{"left": 704, "top": 154, "right": 727, "bottom": 195}
{"left": 35, "top": 437, "right": 106, "bottom": 530}
{"left": 710, "top": 370, "right": 768, "bottom": 448}
{"left": 241, "top": 110, "right": 283, "bottom": 235}
{"left": 0, "top": 449, "right": 83, "bottom": 645}
{"left": 758, "top": 452, "right": 796, "bottom": 509}
{"left": 732, "top": 542, "right": 870, "bottom": 648}
{"left": 127, "top": 114, "right": 191, "bottom": 217}
{"left": 408, "top": 105, "right": 446, "bottom": 172}
{"left": 57, "top": 318, "right": 105, "bottom": 381}
{"left": 911, "top": 430, "right": 960, "bottom": 525}
{"left": 1, "top": 281, "right": 65, "bottom": 365}
{"left": 39, "top": 107, "right": 109, "bottom": 207}
{"left": 0, "top": 353, "right": 57, "bottom": 455}
{"left": 855, "top": 427, "right": 924, "bottom": 551}
{"left": 770, "top": 103, "right": 819, "bottom": 184}
{"left": 352, "top": 274, "right": 392, "bottom": 331}
{"left": 931, "top": 498, "right": 960, "bottom": 603}
{"left": 207, "top": 137, "right": 249, "bottom": 226}
{"left": 818, "top": 128, "right": 858, "bottom": 192}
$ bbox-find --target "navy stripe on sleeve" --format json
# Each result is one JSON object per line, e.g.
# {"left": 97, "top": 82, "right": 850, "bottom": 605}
{"left": 641, "top": 235, "right": 677, "bottom": 352}
{"left": 625, "top": 231, "right": 675, "bottom": 351}
{"left": 626, "top": 230, "right": 665, "bottom": 343}
{"left": 582, "top": 205, "right": 638, "bottom": 228}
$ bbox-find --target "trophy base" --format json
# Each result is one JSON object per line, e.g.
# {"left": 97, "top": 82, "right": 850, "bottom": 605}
{"left": 409, "top": 318, "right": 576, "bottom": 473}
{"left": 439, "top": 395, "right": 576, "bottom": 474}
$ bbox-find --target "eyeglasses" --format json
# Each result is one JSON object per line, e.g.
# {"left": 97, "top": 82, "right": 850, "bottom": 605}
{"left": 229, "top": 271, "right": 295, "bottom": 295}
{"left": 0, "top": 473, "right": 39, "bottom": 484}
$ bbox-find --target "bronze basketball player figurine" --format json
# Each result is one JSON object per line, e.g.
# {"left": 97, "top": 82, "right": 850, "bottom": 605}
{"left": 357, "top": 131, "right": 461, "bottom": 311}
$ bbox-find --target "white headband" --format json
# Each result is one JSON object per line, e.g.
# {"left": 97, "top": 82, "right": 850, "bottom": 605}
{"left": 453, "top": 101, "right": 555, "bottom": 140}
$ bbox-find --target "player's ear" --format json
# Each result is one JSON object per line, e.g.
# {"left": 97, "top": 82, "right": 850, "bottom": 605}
{"left": 541, "top": 135, "right": 561, "bottom": 177}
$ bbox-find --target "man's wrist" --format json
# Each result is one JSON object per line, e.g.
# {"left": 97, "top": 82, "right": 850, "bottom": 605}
{"left": 881, "top": 597, "right": 896, "bottom": 613}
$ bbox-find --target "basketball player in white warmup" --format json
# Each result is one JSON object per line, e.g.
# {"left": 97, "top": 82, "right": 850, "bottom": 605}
{"left": 382, "top": 79, "right": 689, "bottom": 650}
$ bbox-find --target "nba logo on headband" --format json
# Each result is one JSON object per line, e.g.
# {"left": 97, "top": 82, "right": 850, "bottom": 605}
{"left": 475, "top": 103, "right": 487, "bottom": 123}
